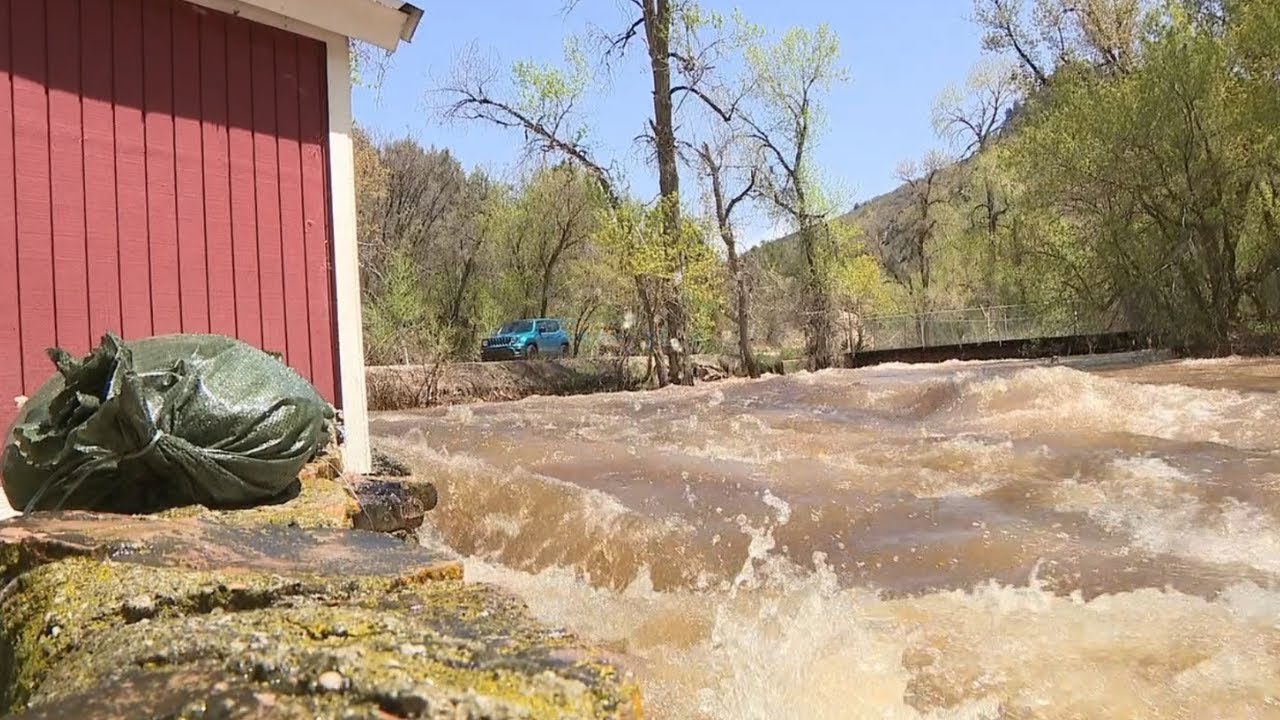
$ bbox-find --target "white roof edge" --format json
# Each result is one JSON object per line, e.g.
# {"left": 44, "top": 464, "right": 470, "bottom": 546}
{"left": 232, "top": 0, "right": 420, "bottom": 51}
{"left": 367, "top": 0, "right": 422, "bottom": 42}
{"left": 394, "top": 2, "right": 424, "bottom": 43}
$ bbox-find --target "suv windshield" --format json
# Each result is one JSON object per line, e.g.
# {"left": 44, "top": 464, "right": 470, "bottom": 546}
{"left": 499, "top": 321, "right": 533, "bottom": 335}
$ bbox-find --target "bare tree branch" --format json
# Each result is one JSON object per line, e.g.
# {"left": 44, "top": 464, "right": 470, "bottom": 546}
{"left": 606, "top": 16, "right": 647, "bottom": 58}
{"left": 438, "top": 47, "right": 622, "bottom": 208}
{"left": 934, "top": 58, "right": 1022, "bottom": 157}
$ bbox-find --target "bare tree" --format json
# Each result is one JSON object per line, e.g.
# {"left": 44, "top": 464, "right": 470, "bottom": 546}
{"left": 355, "top": 133, "right": 496, "bottom": 350}
{"left": 440, "top": 45, "right": 620, "bottom": 206}
{"left": 695, "top": 137, "right": 760, "bottom": 377}
{"left": 895, "top": 152, "right": 951, "bottom": 346}
{"left": 933, "top": 59, "right": 1023, "bottom": 239}
{"left": 933, "top": 58, "right": 1022, "bottom": 158}
{"left": 736, "top": 25, "right": 848, "bottom": 371}
{"left": 974, "top": 0, "right": 1053, "bottom": 86}
{"left": 973, "top": 0, "right": 1144, "bottom": 86}
{"left": 378, "top": 141, "right": 470, "bottom": 259}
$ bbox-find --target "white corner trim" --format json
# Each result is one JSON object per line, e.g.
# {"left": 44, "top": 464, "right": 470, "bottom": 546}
{"left": 326, "top": 40, "right": 373, "bottom": 475}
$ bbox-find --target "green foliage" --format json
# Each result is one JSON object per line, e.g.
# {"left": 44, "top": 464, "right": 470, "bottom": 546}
{"left": 482, "top": 164, "right": 609, "bottom": 323}
{"left": 593, "top": 197, "right": 724, "bottom": 351}
{"left": 831, "top": 245, "right": 904, "bottom": 318}
{"left": 746, "top": 0, "right": 1280, "bottom": 355}
{"left": 363, "top": 248, "right": 453, "bottom": 366}
{"left": 356, "top": 130, "right": 701, "bottom": 364}
{"left": 745, "top": 23, "right": 848, "bottom": 224}
{"left": 1001, "top": 4, "right": 1280, "bottom": 349}
{"left": 510, "top": 38, "right": 592, "bottom": 148}
{"left": 745, "top": 24, "right": 847, "bottom": 114}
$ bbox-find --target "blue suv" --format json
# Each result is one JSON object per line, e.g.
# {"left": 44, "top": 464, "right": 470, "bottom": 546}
{"left": 481, "top": 318, "right": 571, "bottom": 361}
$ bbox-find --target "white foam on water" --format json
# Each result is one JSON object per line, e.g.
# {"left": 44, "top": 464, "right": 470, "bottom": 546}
{"left": 1053, "top": 457, "right": 1280, "bottom": 574}
{"left": 760, "top": 489, "right": 791, "bottom": 525}
{"left": 381, "top": 355, "right": 1280, "bottom": 718}
{"left": 433, "top": 404, "right": 475, "bottom": 425}
{"left": 951, "top": 365, "right": 1280, "bottom": 448}
{"left": 464, "top": 549, "right": 1280, "bottom": 720}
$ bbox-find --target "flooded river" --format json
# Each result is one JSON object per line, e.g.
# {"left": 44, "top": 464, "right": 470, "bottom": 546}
{"left": 371, "top": 354, "right": 1280, "bottom": 719}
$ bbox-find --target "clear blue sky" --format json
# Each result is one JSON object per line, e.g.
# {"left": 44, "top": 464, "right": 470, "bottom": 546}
{"left": 352, "top": 0, "right": 987, "bottom": 244}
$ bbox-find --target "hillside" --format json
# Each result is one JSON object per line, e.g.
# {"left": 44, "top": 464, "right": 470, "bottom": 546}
{"left": 748, "top": 158, "right": 973, "bottom": 283}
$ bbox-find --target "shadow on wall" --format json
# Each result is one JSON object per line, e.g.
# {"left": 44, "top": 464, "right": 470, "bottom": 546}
{"left": 5, "top": 0, "right": 328, "bottom": 140}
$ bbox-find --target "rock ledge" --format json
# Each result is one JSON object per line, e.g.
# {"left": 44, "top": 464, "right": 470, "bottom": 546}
{"left": 0, "top": 461, "right": 642, "bottom": 719}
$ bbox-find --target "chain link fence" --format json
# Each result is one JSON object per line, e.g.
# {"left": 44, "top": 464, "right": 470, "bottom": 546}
{"left": 855, "top": 304, "right": 1111, "bottom": 352}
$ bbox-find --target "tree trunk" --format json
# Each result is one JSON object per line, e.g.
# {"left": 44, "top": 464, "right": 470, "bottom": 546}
{"left": 572, "top": 297, "right": 601, "bottom": 357}
{"left": 799, "top": 223, "right": 835, "bottom": 370}
{"left": 644, "top": 0, "right": 692, "bottom": 385}
{"left": 637, "top": 278, "right": 668, "bottom": 387}
{"left": 705, "top": 154, "right": 759, "bottom": 379}
{"left": 985, "top": 180, "right": 999, "bottom": 236}
{"left": 539, "top": 265, "right": 553, "bottom": 319}
{"left": 728, "top": 246, "right": 760, "bottom": 379}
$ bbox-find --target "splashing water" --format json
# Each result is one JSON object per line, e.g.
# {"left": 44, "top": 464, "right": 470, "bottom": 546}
{"left": 373, "top": 354, "right": 1280, "bottom": 718}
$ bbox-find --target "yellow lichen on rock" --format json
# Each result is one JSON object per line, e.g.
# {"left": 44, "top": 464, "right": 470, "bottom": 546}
{"left": 156, "top": 452, "right": 359, "bottom": 530}
{"left": 0, "top": 446, "right": 644, "bottom": 719}
{"left": 1, "top": 559, "right": 643, "bottom": 719}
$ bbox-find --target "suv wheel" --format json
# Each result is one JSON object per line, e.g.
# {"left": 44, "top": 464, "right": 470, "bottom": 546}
{"left": 525, "top": 344, "right": 539, "bottom": 360}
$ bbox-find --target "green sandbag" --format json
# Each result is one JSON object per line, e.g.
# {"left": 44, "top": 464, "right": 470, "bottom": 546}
{"left": 2, "top": 333, "right": 335, "bottom": 514}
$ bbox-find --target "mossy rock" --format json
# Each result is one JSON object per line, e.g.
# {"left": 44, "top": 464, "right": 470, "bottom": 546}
{"left": 1, "top": 559, "right": 642, "bottom": 719}
{"left": 155, "top": 453, "right": 356, "bottom": 530}
{"left": 0, "top": 452, "right": 642, "bottom": 719}
{"left": 156, "top": 474, "right": 359, "bottom": 530}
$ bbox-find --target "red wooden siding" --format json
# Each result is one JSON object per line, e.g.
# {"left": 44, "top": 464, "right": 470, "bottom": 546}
{"left": 81, "top": 0, "right": 124, "bottom": 346}
{"left": 0, "top": 1, "right": 20, "bottom": 427}
{"left": 298, "top": 47, "right": 338, "bottom": 405}
{"left": 47, "top": 0, "right": 91, "bottom": 354}
{"left": 0, "top": 0, "right": 340, "bottom": 436}
{"left": 11, "top": 1, "right": 57, "bottom": 396}
{"left": 200, "top": 10, "right": 236, "bottom": 338}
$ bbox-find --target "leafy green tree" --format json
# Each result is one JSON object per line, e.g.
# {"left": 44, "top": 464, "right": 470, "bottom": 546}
{"left": 1001, "top": 3, "right": 1280, "bottom": 349}
{"left": 737, "top": 24, "right": 850, "bottom": 370}
{"left": 487, "top": 164, "right": 606, "bottom": 320}
{"left": 363, "top": 248, "right": 453, "bottom": 366}
{"left": 830, "top": 225, "right": 905, "bottom": 355}
{"left": 593, "top": 198, "right": 723, "bottom": 367}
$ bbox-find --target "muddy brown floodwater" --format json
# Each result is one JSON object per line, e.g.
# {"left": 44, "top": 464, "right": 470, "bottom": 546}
{"left": 372, "top": 353, "right": 1280, "bottom": 719}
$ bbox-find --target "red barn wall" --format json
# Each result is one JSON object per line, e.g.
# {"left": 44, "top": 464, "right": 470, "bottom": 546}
{"left": 0, "top": 0, "right": 340, "bottom": 434}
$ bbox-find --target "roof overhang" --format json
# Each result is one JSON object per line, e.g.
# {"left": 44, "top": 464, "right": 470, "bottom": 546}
{"left": 235, "top": 0, "right": 422, "bottom": 51}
